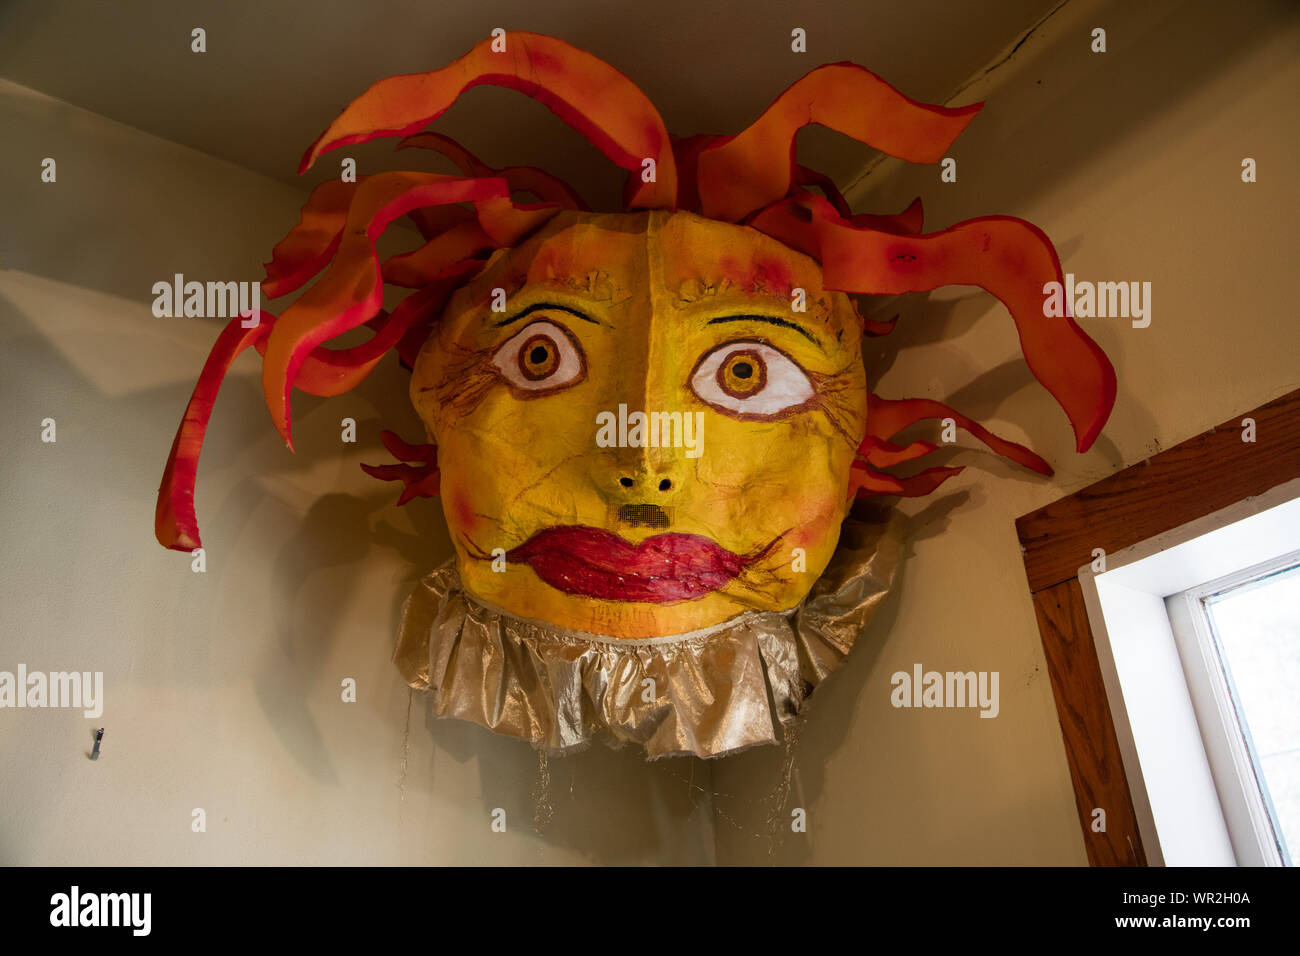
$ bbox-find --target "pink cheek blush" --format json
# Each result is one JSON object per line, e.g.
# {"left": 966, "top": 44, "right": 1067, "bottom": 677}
{"left": 450, "top": 491, "right": 477, "bottom": 531}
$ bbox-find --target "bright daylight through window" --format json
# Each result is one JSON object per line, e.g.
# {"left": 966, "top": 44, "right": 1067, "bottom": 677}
{"left": 1200, "top": 562, "right": 1300, "bottom": 864}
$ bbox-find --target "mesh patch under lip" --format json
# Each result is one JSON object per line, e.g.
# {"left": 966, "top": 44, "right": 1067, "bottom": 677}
{"left": 616, "top": 503, "right": 671, "bottom": 529}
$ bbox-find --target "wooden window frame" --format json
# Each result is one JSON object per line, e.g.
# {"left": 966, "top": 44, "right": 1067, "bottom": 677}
{"left": 1015, "top": 387, "right": 1300, "bottom": 866}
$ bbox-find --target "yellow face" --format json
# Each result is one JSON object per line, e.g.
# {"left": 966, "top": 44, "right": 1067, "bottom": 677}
{"left": 410, "top": 210, "right": 868, "bottom": 638}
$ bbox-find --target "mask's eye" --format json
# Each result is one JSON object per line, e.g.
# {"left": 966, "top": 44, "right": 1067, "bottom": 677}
{"left": 690, "top": 340, "right": 814, "bottom": 418}
{"left": 491, "top": 320, "right": 586, "bottom": 393}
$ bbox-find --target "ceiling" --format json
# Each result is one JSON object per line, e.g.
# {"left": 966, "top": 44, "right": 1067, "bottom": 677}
{"left": 0, "top": 0, "right": 1062, "bottom": 207}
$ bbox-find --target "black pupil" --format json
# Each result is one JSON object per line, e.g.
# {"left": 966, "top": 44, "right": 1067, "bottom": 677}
{"left": 732, "top": 361, "right": 753, "bottom": 379}
{"left": 529, "top": 345, "right": 550, "bottom": 365}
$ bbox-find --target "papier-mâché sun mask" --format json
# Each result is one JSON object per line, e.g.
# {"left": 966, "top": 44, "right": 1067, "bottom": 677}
{"left": 155, "top": 33, "right": 1116, "bottom": 757}
{"left": 415, "top": 211, "right": 868, "bottom": 638}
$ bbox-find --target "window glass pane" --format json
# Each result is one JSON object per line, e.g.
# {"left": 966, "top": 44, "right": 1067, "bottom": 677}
{"left": 1206, "top": 564, "right": 1300, "bottom": 864}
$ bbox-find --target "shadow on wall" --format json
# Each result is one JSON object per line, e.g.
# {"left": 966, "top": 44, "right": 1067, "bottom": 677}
{"left": 8, "top": 0, "right": 1288, "bottom": 862}
{"left": 846, "top": 0, "right": 1299, "bottom": 483}
{"left": 0, "top": 274, "right": 715, "bottom": 863}
{"left": 413, "top": 710, "right": 718, "bottom": 865}
{"left": 708, "top": 490, "right": 970, "bottom": 864}
{"left": 708, "top": 0, "right": 1300, "bottom": 863}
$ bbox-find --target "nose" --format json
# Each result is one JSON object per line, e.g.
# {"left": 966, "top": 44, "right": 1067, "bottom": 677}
{"left": 615, "top": 473, "right": 676, "bottom": 523}
{"left": 618, "top": 475, "right": 674, "bottom": 492}
{"left": 605, "top": 462, "right": 686, "bottom": 530}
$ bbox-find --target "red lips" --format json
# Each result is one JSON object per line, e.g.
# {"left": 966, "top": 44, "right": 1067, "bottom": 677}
{"left": 506, "top": 526, "right": 745, "bottom": 602}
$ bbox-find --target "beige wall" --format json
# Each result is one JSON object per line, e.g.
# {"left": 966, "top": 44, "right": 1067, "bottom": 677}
{"left": 2, "top": 0, "right": 1296, "bottom": 866}
{"left": 712, "top": 0, "right": 1300, "bottom": 864}
{"left": 0, "top": 80, "right": 715, "bottom": 865}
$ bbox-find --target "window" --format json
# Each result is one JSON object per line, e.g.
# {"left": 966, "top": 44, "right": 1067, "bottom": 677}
{"left": 1167, "top": 554, "right": 1300, "bottom": 866}
{"left": 1080, "top": 480, "right": 1300, "bottom": 866}
{"left": 1017, "top": 387, "right": 1300, "bottom": 865}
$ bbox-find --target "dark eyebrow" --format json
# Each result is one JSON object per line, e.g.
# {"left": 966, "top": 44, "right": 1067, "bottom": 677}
{"left": 490, "top": 302, "right": 601, "bottom": 328}
{"left": 706, "top": 314, "right": 820, "bottom": 347}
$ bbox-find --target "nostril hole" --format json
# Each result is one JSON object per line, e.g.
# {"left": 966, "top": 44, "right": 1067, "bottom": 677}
{"left": 619, "top": 477, "right": 634, "bottom": 488}
{"left": 658, "top": 479, "right": 671, "bottom": 491}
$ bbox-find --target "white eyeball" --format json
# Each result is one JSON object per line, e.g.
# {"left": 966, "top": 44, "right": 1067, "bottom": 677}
{"left": 491, "top": 320, "right": 586, "bottom": 392}
{"left": 690, "top": 340, "right": 814, "bottom": 418}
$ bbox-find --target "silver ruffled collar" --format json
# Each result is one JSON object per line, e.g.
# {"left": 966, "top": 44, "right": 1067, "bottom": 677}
{"left": 395, "top": 511, "right": 904, "bottom": 759}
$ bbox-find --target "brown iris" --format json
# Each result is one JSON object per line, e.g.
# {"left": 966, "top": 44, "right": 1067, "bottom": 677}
{"left": 518, "top": 334, "right": 559, "bottom": 381}
{"left": 716, "top": 349, "right": 767, "bottom": 399}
